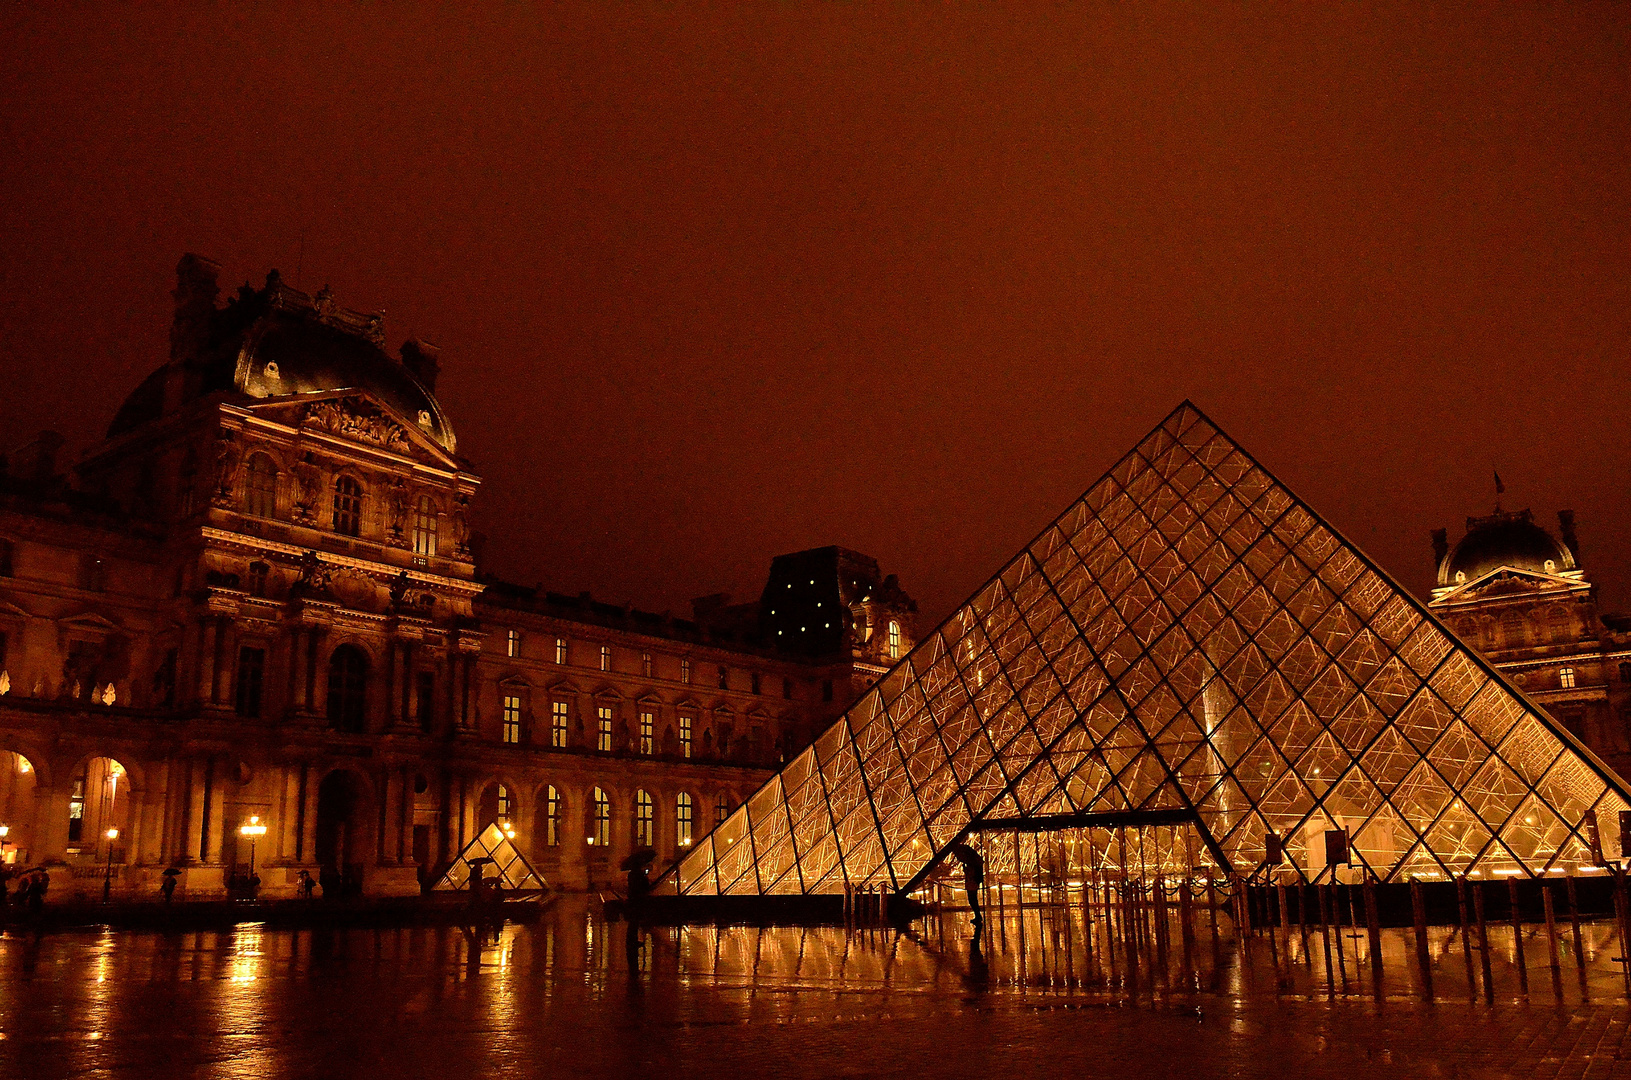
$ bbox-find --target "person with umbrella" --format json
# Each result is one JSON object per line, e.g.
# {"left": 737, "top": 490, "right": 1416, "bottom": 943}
{"left": 948, "top": 841, "right": 984, "bottom": 929}
{"left": 620, "top": 847, "right": 657, "bottom": 976}
{"left": 161, "top": 867, "right": 180, "bottom": 903}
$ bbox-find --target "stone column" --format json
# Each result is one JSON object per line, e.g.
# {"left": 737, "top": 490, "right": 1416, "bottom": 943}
{"left": 184, "top": 758, "right": 208, "bottom": 863}
{"left": 286, "top": 626, "right": 306, "bottom": 718}
{"left": 195, "top": 620, "right": 219, "bottom": 706}
{"left": 213, "top": 616, "right": 237, "bottom": 707}
{"left": 299, "top": 765, "right": 320, "bottom": 865}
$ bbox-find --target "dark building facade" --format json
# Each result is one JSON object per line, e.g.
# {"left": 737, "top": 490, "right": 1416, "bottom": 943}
{"left": 0, "top": 256, "right": 915, "bottom": 900}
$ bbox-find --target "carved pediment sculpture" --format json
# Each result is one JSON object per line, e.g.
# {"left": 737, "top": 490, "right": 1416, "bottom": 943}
{"left": 303, "top": 398, "right": 413, "bottom": 454}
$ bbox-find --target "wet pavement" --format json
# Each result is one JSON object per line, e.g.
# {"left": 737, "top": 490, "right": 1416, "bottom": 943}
{"left": 5, "top": 897, "right": 1631, "bottom": 1079}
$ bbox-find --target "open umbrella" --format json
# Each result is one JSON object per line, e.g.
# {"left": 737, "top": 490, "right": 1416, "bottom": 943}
{"left": 620, "top": 847, "right": 657, "bottom": 872}
{"left": 948, "top": 842, "right": 980, "bottom": 869}
{"left": 162, "top": 867, "right": 182, "bottom": 877}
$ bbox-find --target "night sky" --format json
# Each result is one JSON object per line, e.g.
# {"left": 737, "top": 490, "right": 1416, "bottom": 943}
{"left": 2, "top": 6, "right": 1627, "bottom": 626}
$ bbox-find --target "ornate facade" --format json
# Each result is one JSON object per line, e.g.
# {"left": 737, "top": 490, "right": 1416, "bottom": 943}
{"left": 1430, "top": 506, "right": 1631, "bottom": 779}
{"left": 0, "top": 256, "right": 916, "bottom": 900}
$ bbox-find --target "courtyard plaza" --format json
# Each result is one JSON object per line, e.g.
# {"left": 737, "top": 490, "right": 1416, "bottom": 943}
{"left": 5, "top": 895, "right": 1631, "bottom": 1079}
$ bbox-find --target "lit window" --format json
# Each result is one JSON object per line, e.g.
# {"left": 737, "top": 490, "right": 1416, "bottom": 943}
{"left": 551, "top": 700, "right": 569, "bottom": 748}
{"left": 545, "top": 785, "right": 561, "bottom": 847}
{"left": 679, "top": 713, "right": 693, "bottom": 758}
{"left": 715, "top": 793, "right": 731, "bottom": 827}
{"left": 600, "top": 645, "right": 611, "bottom": 672}
{"left": 506, "top": 629, "right": 520, "bottom": 658}
{"left": 681, "top": 658, "right": 691, "bottom": 684}
{"left": 245, "top": 453, "right": 278, "bottom": 518}
{"left": 332, "top": 476, "right": 363, "bottom": 536}
{"left": 555, "top": 637, "right": 567, "bottom": 665}
{"left": 412, "top": 495, "right": 438, "bottom": 556}
{"left": 597, "top": 705, "right": 614, "bottom": 752}
{"left": 591, "top": 788, "right": 610, "bottom": 847}
{"left": 888, "top": 621, "right": 901, "bottom": 659}
{"left": 1560, "top": 667, "right": 1576, "bottom": 689}
{"left": 642, "top": 652, "right": 653, "bottom": 678}
{"left": 634, "top": 790, "right": 654, "bottom": 847}
{"left": 497, "top": 784, "right": 513, "bottom": 825}
{"left": 502, "top": 695, "right": 522, "bottom": 743}
{"left": 676, "top": 793, "right": 694, "bottom": 847}
{"left": 639, "top": 709, "right": 654, "bottom": 755}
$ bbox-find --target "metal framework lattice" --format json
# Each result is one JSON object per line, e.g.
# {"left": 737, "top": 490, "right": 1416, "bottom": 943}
{"left": 435, "top": 823, "right": 548, "bottom": 892}
{"left": 675, "top": 403, "right": 1631, "bottom": 895}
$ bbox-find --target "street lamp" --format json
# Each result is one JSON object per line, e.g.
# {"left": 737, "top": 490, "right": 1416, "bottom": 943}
{"left": 238, "top": 816, "right": 268, "bottom": 893}
{"left": 101, "top": 827, "right": 119, "bottom": 903}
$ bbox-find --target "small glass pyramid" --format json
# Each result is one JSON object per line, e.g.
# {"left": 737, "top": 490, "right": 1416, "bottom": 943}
{"left": 434, "top": 823, "right": 549, "bottom": 892}
{"left": 675, "top": 403, "right": 1631, "bottom": 895}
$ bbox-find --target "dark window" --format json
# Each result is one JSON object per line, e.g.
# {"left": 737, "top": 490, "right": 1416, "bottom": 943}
{"left": 245, "top": 453, "right": 278, "bottom": 518}
{"left": 822, "top": 679, "right": 833, "bottom": 702}
{"left": 154, "top": 649, "right": 178, "bottom": 706}
{"left": 332, "top": 476, "right": 363, "bottom": 536}
{"left": 0, "top": 630, "right": 7, "bottom": 672}
{"left": 247, "top": 561, "right": 269, "bottom": 598}
{"left": 718, "top": 666, "right": 728, "bottom": 690}
{"left": 1620, "top": 662, "right": 1631, "bottom": 684}
{"left": 235, "top": 646, "right": 265, "bottom": 718}
{"left": 415, "top": 671, "right": 435, "bottom": 732}
{"left": 0, "top": 538, "right": 12, "bottom": 577}
{"left": 782, "top": 677, "right": 792, "bottom": 700}
{"left": 326, "top": 645, "right": 369, "bottom": 732}
{"left": 79, "top": 554, "right": 106, "bottom": 592}
{"left": 751, "top": 672, "right": 761, "bottom": 695}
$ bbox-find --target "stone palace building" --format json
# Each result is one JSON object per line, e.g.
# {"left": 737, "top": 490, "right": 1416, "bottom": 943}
{"left": 0, "top": 256, "right": 918, "bottom": 900}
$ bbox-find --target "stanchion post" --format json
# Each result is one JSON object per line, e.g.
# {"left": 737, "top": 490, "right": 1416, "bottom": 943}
{"left": 1410, "top": 877, "right": 1433, "bottom": 1001}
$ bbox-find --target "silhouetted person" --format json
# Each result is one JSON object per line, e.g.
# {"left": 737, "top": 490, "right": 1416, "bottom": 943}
{"left": 297, "top": 870, "right": 316, "bottom": 899}
{"left": 963, "top": 934, "right": 990, "bottom": 992}
{"left": 160, "top": 874, "right": 176, "bottom": 904}
{"left": 625, "top": 864, "right": 651, "bottom": 907}
{"left": 28, "top": 869, "right": 48, "bottom": 915}
{"left": 949, "top": 843, "right": 984, "bottom": 928}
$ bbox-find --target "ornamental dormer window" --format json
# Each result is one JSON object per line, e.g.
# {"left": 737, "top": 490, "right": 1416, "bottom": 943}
{"left": 332, "top": 476, "right": 363, "bottom": 537}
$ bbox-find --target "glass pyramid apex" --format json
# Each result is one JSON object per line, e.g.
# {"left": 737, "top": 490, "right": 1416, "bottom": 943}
{"left": 675, "top": 403, "right": 1631, "bottom": 895}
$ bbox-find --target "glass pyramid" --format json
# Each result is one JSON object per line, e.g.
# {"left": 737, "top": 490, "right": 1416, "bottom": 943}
{"left": 434, "top": 823, "right": 549, "bottom": 892}
{"left": 675, "top": 403, "right": 1631, "bottom": 895}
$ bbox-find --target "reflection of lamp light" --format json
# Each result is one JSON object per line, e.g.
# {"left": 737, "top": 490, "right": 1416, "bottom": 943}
{"left": 502, "top": 823, "right": 516, "bottom": 840}
{"left": 586, "top": 836, "right": 595, "bottom": 845}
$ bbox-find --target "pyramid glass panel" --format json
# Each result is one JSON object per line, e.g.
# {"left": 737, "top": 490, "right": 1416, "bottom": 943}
{"left": 673, "top": 404, "right": 1631, "bottom": 895}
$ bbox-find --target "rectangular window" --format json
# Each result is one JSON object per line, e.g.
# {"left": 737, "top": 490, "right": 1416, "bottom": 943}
{"left": 597, "top": 705, "right": 614, "bottom": 752}
{"left": 1621, "top": 661, "right": 1631, "bottom": 684}
{"left": 680, "top": 658, "right": 691, "bottom": 684}
{"left": 1560, "top": 667, "right": 1577, "bottom": 689}
{"left": 679, "top": 713, "right": 693, "bottom": 759}
{"left": 506, "top": 629, "right": 520, "bottom": 658}
{"left": 545, "top": 786, "right": 561, "bottom": 847}
{"left": 782, "top": 677, "right": 793, "bottom": 700}
{"left": 600, "top": 645, "right": 611, "bottom": 672}
{"left": 502, "top": 695, "right": 523, "bottom": 744}
{"left": 412, "top": 496, "right": 438, "bottom": 557}
{"left": 68, "top": 777, "right": 85, "bottom": 844}
{"left": 750, "top": 672, "right": 761, "bottom": 695}
{"left": 639, "top": 709, "right": 654, "bottom": 755}
{"left": 79, "top": 554, "right": 106, "bottom": 592}
{"left": 555, "top": 637, "right": 567, "bottom": 665}
{"left": 642, "top": 652, "right": 652, "bottom": 678}
{"left": 718, "top": 665, "right": 729, "bottom": 690}
{"left": 676, "top": 793, "right": 694, "bottom": 847}
{"left": 415, "top": 671, "right": 435, "bottom": 732}
{"left": 0, "top": 538, "right": 13, "bottom": 577}
{"left": 551, "top": 700, "right": 569, "bottom": 748}
{"left": 234, "top": 646, "right": 265, "bottom": 718}
{"left": 0, "top": 630, "right": 8, "bottom": 676}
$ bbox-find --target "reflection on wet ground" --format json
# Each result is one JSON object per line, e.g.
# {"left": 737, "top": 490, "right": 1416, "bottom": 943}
{"left": 5, "top": 897, "right": 1631, "bottom": 1079}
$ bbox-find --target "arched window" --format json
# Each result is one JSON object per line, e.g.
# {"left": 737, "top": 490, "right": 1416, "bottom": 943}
{"left": 590, "top": 787, "right": 610, "bottom": 848}
{"left": 332, "top": 476, "right": 363, "bottom": 537}
{"left": 676, "top": 792, "right": 694, "bottom": 847}
{"left": 497, "top": 783, "right": 513, "bottom": 825}
{"left": 888, "top": 621, "right": 901, "bottom": 659}
{"left": 412, "top": 495, "right": 438, "bottom": 556}
{"left": 634, "top": 789, "right": 654, "bottom": 847}
{"left": 245, "top": 453, "right": 278, "bottom": 518}
{"left": 715, "top": 793, "right": 731, "bottom": 827}
{"left": 326, "top": 645, "right": 369, "bottom": 732}
{"left": 544, "top": 785, "right": 562, "bottom": 847}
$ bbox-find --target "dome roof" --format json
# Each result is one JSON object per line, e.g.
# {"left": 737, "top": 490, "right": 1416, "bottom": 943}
{"left": 1440, "top": 509, "right": 1573, "bottom": 586}
{"left": 236, "top": 315, "right": 455, "bottom": 453}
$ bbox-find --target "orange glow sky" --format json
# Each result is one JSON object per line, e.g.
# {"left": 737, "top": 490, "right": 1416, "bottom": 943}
{"left": 1, "top": 6, "right": 1627, "bottom": 622}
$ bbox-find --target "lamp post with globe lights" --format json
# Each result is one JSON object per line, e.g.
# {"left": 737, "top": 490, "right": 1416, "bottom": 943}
{"left": 239, "top": 816, "right": 268, "bottom": 896}
{"left": 101, "top": 827, "right": 119, "bottom": 902}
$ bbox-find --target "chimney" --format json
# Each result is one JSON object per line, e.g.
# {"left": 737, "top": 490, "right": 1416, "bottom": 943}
{"left": 400, "top": 339, "right": 441, "bottom": 394}
{"left": 170, "top": 254, "right": 220, "bottom": 364}
{"left": 1431, "top": 528, "right": 1448, "bottom": 570}
{"left": 11, "top": 430, "right": 65, "bottom": 484}
{"left": 1558, "top": 510, "right": 1579, "bottom": 563}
